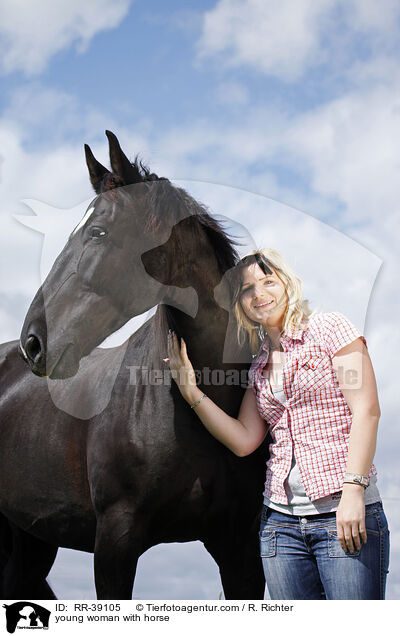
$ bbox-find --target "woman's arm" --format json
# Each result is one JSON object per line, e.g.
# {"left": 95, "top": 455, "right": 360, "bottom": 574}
{"left": 332, "top": 337, "right": 380, "bottom": 553}
{"left": 165, "top": 331, "right": 268, "bottom": 456}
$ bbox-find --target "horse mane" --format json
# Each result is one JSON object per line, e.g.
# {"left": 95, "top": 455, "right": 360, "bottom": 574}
{"left": 131, "top": 155, "right": 166, "bottom": 183}
{"left": 144, "top": 178, "right": 239, "bottom": 274}
{"left": 135, "top": 171, "right": 246, "bottom": 365}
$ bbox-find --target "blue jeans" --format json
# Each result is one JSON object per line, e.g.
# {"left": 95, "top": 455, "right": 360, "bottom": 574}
{"left": 260, "top": 502, "right": 390, "bottom": 599}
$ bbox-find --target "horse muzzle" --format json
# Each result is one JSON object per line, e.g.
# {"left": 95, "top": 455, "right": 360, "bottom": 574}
{"left": 19, "top": 323, "right": 48, "bottom": 376}
{"left": 19, "top": 326, "right": 79, "bottom": 379}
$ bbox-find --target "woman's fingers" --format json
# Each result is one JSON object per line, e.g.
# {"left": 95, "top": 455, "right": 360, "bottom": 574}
{"left": 166, "top": 331, "right": 192, "bottom": 371}
{"left": 346, "top": 533, "right": 355, "bottom": 553}
{"left": 169, "top": 331, "right": 179, "bottom": 353}
{"left": 360, "top": 524, "right": 368, "bottom": 544}
{"left": 352, "top": 523, "right": 362, "bottom": 551}
{"left": 336, "top": 523, "right": 346, "bottom": 552}
{"left": 167, "top": 331, "right": 179, "bottom": 362}
{"left": 180, "top": 337, "right": 190, "bottom": 361}
{"left": 342, "top": 526, "right": 355, "bottom": 553}
{"left": 167, "top": 332, "right": 188, "bottom": 362}
{"left": 336, "top": 498, "right": 366, "bottom": 554}
{"left": 165, "top": 331, "right": 197, "bottom": 395}
{"left": 337, "top": 520, "right": 365, "bottom": 553}
{"left": 337, "top": 521, "right": 352, "bottom": 552}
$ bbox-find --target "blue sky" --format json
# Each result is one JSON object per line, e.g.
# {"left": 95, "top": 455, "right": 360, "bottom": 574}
{"left": 0, "top": 0, "right": 399, "bottom": 602}
{"left": 0, "top": 3, "right": 215, "bottom": 140}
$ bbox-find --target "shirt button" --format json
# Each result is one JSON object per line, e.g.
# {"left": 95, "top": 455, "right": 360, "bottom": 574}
{"left": 300, "top": 518, "right": 307, "bottom": 525}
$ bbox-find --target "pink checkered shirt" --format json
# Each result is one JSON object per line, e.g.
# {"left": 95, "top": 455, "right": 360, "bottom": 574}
{"left": 248, "top": 312, "right": 377, "bottom": 503}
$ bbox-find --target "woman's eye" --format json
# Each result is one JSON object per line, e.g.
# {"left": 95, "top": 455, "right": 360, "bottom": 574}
{"left": 89, "top": 226, "right": 107, "bottom": 240}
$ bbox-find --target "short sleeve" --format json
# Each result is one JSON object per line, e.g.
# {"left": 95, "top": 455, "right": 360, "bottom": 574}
{"left": 322, "top": 312, "right": 367, "bottom": 358}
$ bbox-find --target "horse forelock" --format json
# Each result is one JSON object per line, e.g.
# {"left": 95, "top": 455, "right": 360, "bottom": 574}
{"left": 100, "top": 173, "right": 125, "bottom": 192}
{"left": 98, "top": 156, "right": 167, "bottom": 194}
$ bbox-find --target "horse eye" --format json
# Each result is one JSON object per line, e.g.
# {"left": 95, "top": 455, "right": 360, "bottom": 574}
{"left": 89, "top": 226, "right": 107, "bottom": 240}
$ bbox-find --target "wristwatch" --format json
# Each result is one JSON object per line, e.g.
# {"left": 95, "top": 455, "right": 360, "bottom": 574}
{"left": 343, "top": 473, "right": 369, "bottom": 488}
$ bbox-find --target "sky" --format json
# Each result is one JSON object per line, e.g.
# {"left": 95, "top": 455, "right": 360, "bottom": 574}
{"left": 0, "top": 0, "right": 399, "bottom": 600}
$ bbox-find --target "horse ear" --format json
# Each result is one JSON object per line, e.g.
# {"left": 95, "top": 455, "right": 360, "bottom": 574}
{"left": 84, "top": 144, "right": 110, "bottom": 194}
{"left": 106, "top": 130, "right": 142, "bottom": 184}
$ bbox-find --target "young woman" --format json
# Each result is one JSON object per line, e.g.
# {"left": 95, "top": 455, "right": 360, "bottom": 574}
{"left": 164, "top": 248, "right": 389, "bottom": 600}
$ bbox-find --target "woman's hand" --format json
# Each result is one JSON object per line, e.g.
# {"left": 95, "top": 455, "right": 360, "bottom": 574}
{"left": 336, "top": 485, "right": 367, "bottom": 553}
{"left": 163, "top": 331, "right": 198, "bottom": 400}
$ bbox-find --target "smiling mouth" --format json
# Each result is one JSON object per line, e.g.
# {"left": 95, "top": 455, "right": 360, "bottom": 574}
{"left": 254, "top": 301, "right": 273, "bottom": 309}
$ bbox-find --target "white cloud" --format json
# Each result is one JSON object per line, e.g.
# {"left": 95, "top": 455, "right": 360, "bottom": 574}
{"left": 197, "top": 0, "right": 332, "bottom": 80}
{"left": 215, "top": 80, "right": 249, "bottom": 107}
{"left": 277, "top": 87, "right": 400, "bottom": 223}
{"left": 347, "top": 0, "right": 400, "bottom": 35}
{"left": 197, "top": 0, "right": 400, "bottom": 80}
{"left": 152, "top": 81, "right": 400, "bottom": 227}
{"left": 0, "top": 0, "right": 132, "bottom": 75}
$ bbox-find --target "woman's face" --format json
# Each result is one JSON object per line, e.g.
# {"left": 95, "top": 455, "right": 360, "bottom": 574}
{"left": 239, "top": 263, "right": 288, "bottom": 330}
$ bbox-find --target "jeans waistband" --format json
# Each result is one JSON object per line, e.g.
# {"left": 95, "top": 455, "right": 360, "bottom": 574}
{"left": 262, "top": 501, "right": 383, "bottom": 523}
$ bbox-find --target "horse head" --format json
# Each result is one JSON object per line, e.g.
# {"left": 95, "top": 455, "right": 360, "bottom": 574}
{"left": 19, "top": 131, "right": 238, "bottom": 379}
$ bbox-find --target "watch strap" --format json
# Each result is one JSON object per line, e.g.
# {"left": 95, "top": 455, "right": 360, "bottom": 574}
{"left": 343, "top": 473, "right": 369, "bottom": 488}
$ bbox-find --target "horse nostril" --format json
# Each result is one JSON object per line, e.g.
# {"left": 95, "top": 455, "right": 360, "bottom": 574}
{"left": 25, "top": 335, "right": 42, "bottom": 363}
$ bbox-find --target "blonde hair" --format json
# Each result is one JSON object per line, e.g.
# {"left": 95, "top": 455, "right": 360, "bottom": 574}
{"left": 230, "top": 248, "right": 312, "bottom": 354}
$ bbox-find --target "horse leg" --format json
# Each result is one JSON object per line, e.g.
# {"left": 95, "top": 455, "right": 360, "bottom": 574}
{"left": 2, "top": 524, "right": 58, "bottom": 600}
{"left": 94, "top": 503, "right": 144, "bottom": 599}
{"left": 203, "top": 519, "right": 265, "bottom": 600}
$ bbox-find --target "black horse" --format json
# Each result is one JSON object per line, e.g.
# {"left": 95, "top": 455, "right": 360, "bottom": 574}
{"left": 0, "top": 131, "right": 268, "bottom": 600}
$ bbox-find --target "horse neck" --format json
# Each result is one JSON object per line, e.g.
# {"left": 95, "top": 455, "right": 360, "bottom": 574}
{"left": 163, "top": 259, "right": 231, "bottom": 370}
{"left": 171, "top": 305, "right": 227, "bottom": 367}
{"left": 163, "top": 276, "right": 248, "bottom": 413}
{"left": 149, "top": 216, "right": 251, "bottom": 383}
{"left": 150, "top": 256, "right": 250, "bottom": 412}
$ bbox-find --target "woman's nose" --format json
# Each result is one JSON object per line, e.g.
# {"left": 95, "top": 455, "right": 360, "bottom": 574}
{"left": 253, "top": 285, "right": 265, "bottom": 300}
